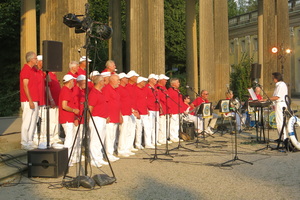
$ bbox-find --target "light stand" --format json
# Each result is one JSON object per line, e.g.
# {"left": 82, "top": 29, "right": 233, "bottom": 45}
{"left": 221, "top": 106, "right": 253, "bottom": 166}
{"left": 62, "top": 3, "right": 115, "bottom": 188}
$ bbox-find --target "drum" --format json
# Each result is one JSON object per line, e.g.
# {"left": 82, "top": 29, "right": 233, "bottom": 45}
{"left": 182, "top": 121, "right": 195, "bottom": 140}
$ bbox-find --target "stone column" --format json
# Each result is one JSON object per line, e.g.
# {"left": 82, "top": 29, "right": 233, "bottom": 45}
{"left": 199, "top": 1, "right": 215, "bottom": 101}
{"left": 20, "top": 0, "right": 37, "bottom": 68}
{"left": 276, "top": 0, "right": 290, "bottom": 89}
{"left": 258, "top": 0, "right": 277, "bottom": 95}
{"left": 186, "top": 0, "right": 198, "bottom": 98}
{"left": 148, "top": 0, "right": 165, "bottom": 75}
{"left": 109, "top": 0, "right": 123, "bottom": 72}
{"left": 214, "top": 0, "right": 230, "bottom": 101}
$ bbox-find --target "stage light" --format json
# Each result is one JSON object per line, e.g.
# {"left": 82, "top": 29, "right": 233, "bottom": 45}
{"left": 285, "top": 48, "right": 291, "bottom": 54}
{"left": 63, "top": 13, "right": 84, "bottom": 29}
{"left": 271, "top": 47, "right": 278, "bottom": 54}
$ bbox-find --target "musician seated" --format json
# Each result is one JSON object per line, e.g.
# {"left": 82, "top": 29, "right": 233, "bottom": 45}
{"left": 225, "top": 90, "right": 246, "bottom": 133}
{"left": 249, "top": 87, "right": 263, "bottom": 101}
{"left": 190, "top": 90, "right": 217, "bottom": 135}
{"left": 181, "top": 95, "right": 203, "bottom": 133}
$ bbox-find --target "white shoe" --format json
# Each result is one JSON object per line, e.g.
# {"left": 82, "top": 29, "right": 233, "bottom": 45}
{"left": 171, "top": 138, "right": 179, "bottom": 143}
{"left": 136, "top": 145, "right": 144, "bottom": 150}
{"left": 130, "top": 148, "right": 138, "bottom": 152}
{"left": 91, "top": 161, "right": 102, "bottom": 168}
{"left": 98, "top": 159, "right": 109, "bottom": 165}
{"left": 206, "top": 127, "right": 214, "bottom": 134}
{"left": 107, "top": 155, "right": 120, "bottom": 162}
{"left": 145, "top": 145, "right": 155, "bottom": 149}
{"left": 118, "top": 152, "right": 130, "bottom": 157}
{"left": 126, "top": 151, "right": 135, "bottom": 156}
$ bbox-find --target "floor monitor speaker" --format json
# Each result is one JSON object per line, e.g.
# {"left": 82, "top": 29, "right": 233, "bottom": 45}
{"left": 251, "top": 63, "right": 261, "bottom": 79}
{"left": 27, "top": 148, "right": 68, "bottom": 178}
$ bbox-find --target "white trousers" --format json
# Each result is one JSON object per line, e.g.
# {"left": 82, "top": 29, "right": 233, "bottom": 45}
{"left": 186, "top": 114, "right": 203, "bottom": 132}
{"left": 118, "top": 115, "right": 135, "bottom": 153}
{"left": 105, "top": 123, "right": 119, "bottom": 156}
{"left": 21, "top": 101, "right": 39, "bottom": 146}
{"left": 62, "top": 122, "right": 75, "bottom": 158}
{"left": 275, "top": 102, "right": 287, "bottom": 139}
{"left": 89, "top": 117, "right": 106, "bottom": 161}
{"left": 135, "top": 114, "right": 152, "bottom": 147}
{"left": 158, "top": 115, "right": 167, "bottom": 143}
{"left": 149, "top": 111, "right": 159, "bottom": 144}
{"left": 49, "top": 107, "right": 60, "bottom": 143}
{"left": 169, "top": 114, "right": 179, "bottom": 140}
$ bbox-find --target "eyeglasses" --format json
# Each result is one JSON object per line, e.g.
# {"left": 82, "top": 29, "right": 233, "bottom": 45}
{"left": 203, "top": 93, "right": 209, "bottom": 95}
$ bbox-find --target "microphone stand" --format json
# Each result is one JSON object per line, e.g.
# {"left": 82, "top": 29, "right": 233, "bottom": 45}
{"left": 186, "top": 86, "right": 199, "bottom": 97}
{"left": 143, "top": 86, "right": 172, "bottom": 162}
{"left": 156, "top": 86, "right": 177, "bottom": 157}
{"left": 169, "top": 88, "right": 194, "bottom": 152}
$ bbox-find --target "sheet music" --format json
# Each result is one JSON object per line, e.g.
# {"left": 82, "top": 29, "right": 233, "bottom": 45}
{"left": 248, "top": 88, "right": 257, "bottom": 100}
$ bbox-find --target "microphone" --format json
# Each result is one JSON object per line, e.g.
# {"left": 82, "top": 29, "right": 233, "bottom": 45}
{"left": 157, "top": 86, "right": 165, "bottom": 92}
{"left": 186, "top": 85, "right": 192, "bottom": 89}
{"left": 226, "top": 84, "right": 230, "bottom": 93}
{"left": 253, "top": 80, "right": 261, "bottom": 86}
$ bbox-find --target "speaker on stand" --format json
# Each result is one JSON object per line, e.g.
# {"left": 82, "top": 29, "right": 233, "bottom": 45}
{"left": 251, "top": 63, "right": 261, "bottom": 80}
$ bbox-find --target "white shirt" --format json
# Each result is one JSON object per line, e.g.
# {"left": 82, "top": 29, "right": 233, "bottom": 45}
{"left": 273, "top": 81, "right": 288, "bottom": 102}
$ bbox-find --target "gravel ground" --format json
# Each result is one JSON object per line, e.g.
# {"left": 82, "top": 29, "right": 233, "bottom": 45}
{"left": 1, "top": 128, "right": 300, "bottom": 200}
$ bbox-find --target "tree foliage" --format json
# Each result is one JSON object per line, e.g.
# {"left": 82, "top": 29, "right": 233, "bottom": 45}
{"left": 230, "top": 53, "right": 253, "bottom": 101}
{"left": 228, "top": 0, "right": 258, "bottom": 18}
{"left": 0, "top": 0, "right": 21, "bottom": 116}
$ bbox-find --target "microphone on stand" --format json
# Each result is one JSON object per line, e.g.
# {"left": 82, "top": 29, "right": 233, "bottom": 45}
{"left": 148, "top": 86, "right": 154, "bottom": 91}
{"left": 253, "top": 80, "right": 261, "bottom": 87}
{"left": 226, "top": 84, "right": 230, "bottom": 93}
{"left": 186, "top": 85, "right": 192, "bottom": 89}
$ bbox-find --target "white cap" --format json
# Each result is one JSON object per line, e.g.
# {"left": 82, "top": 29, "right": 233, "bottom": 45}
{"left": 118, "top": 72, "right": 129, "bottom": 79}
{"left": 63, "top": 74, "right": 75, "bottom": 83}
{"left": 79, "top": 56, "right": 92, "bottom": 62}
{"left": 77, "top": 75, "right": 86, "bottom": 81}
{"left": 127, "top": 70, "right": 139, "bottom": 78}
{"left": 158, "top": 74, "right": 169, "bottom": 80}
{"left": 137, "top": 77, "right": 148, "bottom": 83}
{"left": 90, "top": 71, "right": 100, "bottom": 77}
{"left": 37, "top": 55, "right": 43, "bottom": 61}
{"left": 101, "top": 71, "right": 111, "bottom": 77}
{"left": 148, "top": 73, "right": 158, "bottom": 80}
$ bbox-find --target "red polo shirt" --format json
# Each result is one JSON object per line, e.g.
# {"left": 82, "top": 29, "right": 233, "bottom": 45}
{"left": 116, "top": 84, "right": 132, "bottom": 116}
{"left": 88, "top": 87, "right": 109, "bottom": 118}
{"left": 155, "top": 84, "right": 168, "bottom": 115}
{"left": 78, "top": 67, "right": 86, "bottom": 75}
{"left": 67, "top": 71, "right": 78, "bottom": 84}
{"left": 37, "top": 69, "right": 46, "bottom": 106}
{"left": 192, "top": 97, "right": 209, "bottom": 107}
{"left": 102, "top": 84, "right": 121, "bottom": 123}
{"left": 134, "top": 86, "right": 148, "bottom": 115}
{"left": 20, "top": 64, "right": 39, "bottom": 102}
{"left": 73, "top": 85, "right": 85, "bottom": 124}
{"left": 126, "top": 83, "right": 137, "bottom": 110}
{"left": 146, "top": 83, "right": 159, "bottom": 111}
{"left": 167, "top": 87, "right": 184, "bottom": 114}
{"left": 59, "top": 86, "right": 75, "bottom": 124}
{"left": 48, "top": 72, "right": 61, "bottom": 105}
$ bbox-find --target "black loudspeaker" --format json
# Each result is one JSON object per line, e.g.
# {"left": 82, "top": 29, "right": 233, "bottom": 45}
{"left": 42, "top": 40, "right": 63, "bottom": 72}
{"left": 182, "top": 122, "right": 195, "bottom": 140}
{"left": 251, "top": 63, "right": 261, "bottom": 79}
{"left": 27, "top": 148, "right": 68, "bottom": 178}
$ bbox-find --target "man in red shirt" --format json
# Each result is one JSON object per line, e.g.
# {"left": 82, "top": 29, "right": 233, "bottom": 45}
{"left": 101, "top": 71, "right": 111, "bottom": 85}
{"left": 135, "top": 77, "right": 154, "bottom": 149}
{"left": 126, "top": 70, "right": 140, "bottom": 150}
{"left": 89, "top": 75, "right": 109, "bottom": 167}
{"left": 191, "top": 90, "right": 217, "bottom": 135}
{"left": 67, "top": 61, "right": 79, "bottom": 80}
{"left": 33, "top": 55, "right": 46, "bottom": 146}
{"left": 59, "top": 74, "right": 80, "bottom": 165}
{"left": 116, "top": 73, "right": 136, "bottom": 157}
{"left": 47, "top": 71, "right": 61, "bottom": 143}
{"left": 167, "top": 78, "right": 184, "bottom": 142}
{"left": 156, "top": 74, "right": 171, "bottom": 144}
{"left": 78, "top": 56, "right": 91, "bottom": 75}
{"left": 145, "top": 74, "right": 161, "bottom": 146}
{"left": 102, "top": 74, "right": 121, "bottom": 162}
{"left": 71, "top": 75, "right": 87, "bottom": 163}
{"left": 20, "top": 51, "right": 39, "bottom": 150}
{"left": 102, "top": 60, "right": 117, "bottom": 74}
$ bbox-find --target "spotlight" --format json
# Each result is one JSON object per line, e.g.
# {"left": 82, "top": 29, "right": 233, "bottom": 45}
{"left": 271, "top": 47, "right": 278, "bottom": 54}
{"left": 285, "top": 48, "right": 291, "bottom": 54}
{"left": 63, "top": 13, "right": 84, "bottom": 29}
{"left": 92, "top": 23, "right": 113, "bottom": 40}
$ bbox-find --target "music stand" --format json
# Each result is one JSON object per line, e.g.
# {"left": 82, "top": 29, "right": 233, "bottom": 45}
{"left": 197, "top": 102, "right": 215, "bottom": 139}
{"left": 215, "top": 99, "right": 233, "bottom": 135}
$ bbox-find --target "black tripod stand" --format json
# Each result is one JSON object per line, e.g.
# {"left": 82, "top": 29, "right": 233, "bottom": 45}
{"left": 221, "top": 107, "right": 253, "bottom": 166}
{"left": 62, "top": 3, "right": 115, "bottom": 188}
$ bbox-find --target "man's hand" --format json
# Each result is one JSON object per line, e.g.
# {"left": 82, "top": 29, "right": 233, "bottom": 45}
{"left": 73, "top": 109, "right": 80, "bottom": 115}
{"left": 29, "top": 101, "right": 35, "bottom": 109}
